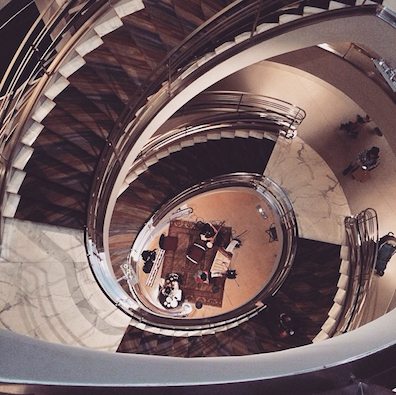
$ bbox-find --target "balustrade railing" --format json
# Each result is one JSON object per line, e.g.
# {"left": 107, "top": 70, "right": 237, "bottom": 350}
{"left": 331, "top": 208, "right": 378, "bottom": 336}
{"left": 127, "top": 90, "right": 304, "bottom": 174}
{"left": 88, "top": 0, "right": 383, "bottom": 250}
{"left": 85, "top": 172, "right": 298, "bottom": 331}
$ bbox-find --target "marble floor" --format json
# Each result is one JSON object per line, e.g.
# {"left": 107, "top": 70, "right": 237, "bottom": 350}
{"left": 0, "top": 218, "right": 131, "bottom": 350}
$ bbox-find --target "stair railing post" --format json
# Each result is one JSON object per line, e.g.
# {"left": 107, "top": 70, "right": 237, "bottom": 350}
{"left": 251, "top": 0, "right": 264, "bottom": 38}
{"left": 167, "top": 59, "right": 172, "bottom": 97}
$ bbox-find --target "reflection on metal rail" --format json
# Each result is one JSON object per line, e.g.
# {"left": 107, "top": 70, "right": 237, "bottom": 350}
{"left": 332, "top": 208, "right": 378, "bottom": 336}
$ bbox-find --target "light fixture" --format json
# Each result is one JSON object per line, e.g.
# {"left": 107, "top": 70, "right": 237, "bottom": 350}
{"left": 373, "top": 58, "right": 396, "bottom": 92}
{"left": 256, "top": 204, "right": 268, "bottom": 219}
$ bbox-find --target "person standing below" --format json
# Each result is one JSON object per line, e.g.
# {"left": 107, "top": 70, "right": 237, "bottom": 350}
{"left": 342, "top": 146, "right": 380, "bottom": 176}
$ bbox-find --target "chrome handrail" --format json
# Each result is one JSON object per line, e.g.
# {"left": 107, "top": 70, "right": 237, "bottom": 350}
{"left": 128, "top": 91, "right": 304, "bottom": 171}
{"left": 331, "top": 208, "right": 378, "bottom": 336}
{"left": 86, "top": 172, "right": 297, "bottom": 332}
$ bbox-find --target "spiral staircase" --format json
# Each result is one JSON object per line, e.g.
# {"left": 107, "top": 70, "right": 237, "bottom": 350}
{"left": 1, "top": 0, "right": 396, "bottom": 393}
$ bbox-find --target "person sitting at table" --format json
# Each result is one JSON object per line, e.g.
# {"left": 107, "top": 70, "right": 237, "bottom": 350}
{"left": 199, "top": 222, "right": 219, "bottom": 247}
{"left": 159, "top": 274, "right": 183, "bottom": 309}
{"left": 342, "top": 146, "right": 380, "bottom": 176}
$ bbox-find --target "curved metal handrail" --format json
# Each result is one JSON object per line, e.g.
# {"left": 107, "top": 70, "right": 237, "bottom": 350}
{"left": 331, "top": 208, "right": 378, "bottom": 336}
{"left": 176, "top": 90, "right": 306, "bottom": 128}
{"left": 128, "top": 90, "right": 304, "bottom": 169}
{"left": 87, "top": 1, "right": 381, "bottom": 251}
{"left": 86, "top": 172, "right": 298, "bottom": 332}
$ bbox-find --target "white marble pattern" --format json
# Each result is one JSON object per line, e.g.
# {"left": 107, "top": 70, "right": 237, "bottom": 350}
{"left": 265, "top": 137, "right": 351, "bottom": 245}
{"left": 0, "top": 218, "right": 131, "bottom": 351}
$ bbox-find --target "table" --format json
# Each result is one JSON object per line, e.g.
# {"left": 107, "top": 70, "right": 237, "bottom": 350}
{"left": 210, "top": 248, "right": 232, "bottom": 277}
{"left": 158, "top": 273, "right": 183, "bottom": 309}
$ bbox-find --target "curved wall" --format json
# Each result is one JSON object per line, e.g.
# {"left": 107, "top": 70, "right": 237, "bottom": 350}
{"left": 1, "top": 309, "right": 396, "bottom": 390}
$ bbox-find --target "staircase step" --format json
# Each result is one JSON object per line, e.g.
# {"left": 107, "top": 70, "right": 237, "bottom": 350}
{"left": 234, "top": 31, "right": 251, "bottom": 43}
{"left": 256, "top": 22, "right": 279, "bottom": 34}
{"left": 249, "top": 130, "right": 265, "bottom": 139}
{"left": 167, "top": 144, "right": 182, "bottom": 153}
{"left": 193, "top": 135, "right": 208, "bottom": 144}
{"left": 155, "top": 150, "right": 170, "bottom": 160}
{"left": 59, "top": 52, "right": 86, "bottom": 78}
{"left": 76, "top": 30, "right": 104, "bottom": 57}
{"left": 334, "top": 288, "right": 347, "bottom": 304}
{"left": 279, "top": 13, "right": 303, "bottom": 24}
{"left": 206, "top": 131, "right": 222, "bottom": 140}
{"left": 234, "top": 130, "right": 250, "bottom": 138}
{"left": 144, "top": 156, "right": 159, "bottom": 167}
{"left": 180, "top": 139, "right": 195, "bottom": 148}
{"left": 3, "top": 192, "right": 21, "bottom": 218}
{"left": 329, "top": 0, "right": 350, "bottom": 9}
{"left": 13, "top": 145, "right": 34, "bottom": 170}
{"left": 328, "top": 303, "right": 342, "bottom": 319}
{"left": 220, "top": 130, "right": 235, "bottom": 138}
{"left": 196, "top": 52, "right": 216, "bottom": 67}
{"left": 339, "top": 260, "right": 350, "bottom": 275}
{"left": 214, "top": 41, "right": 235, "bottom": 55}
{"left": 21, "top": 120, "right": 44, "bottom": 146}
{"left": 44, "top": 74, "right": 70, "bottom": 101}
{"left": 337, "top": 274, "right": 349, "bottom": 290}
{"left": 303, "top": 6, "right": 327, "bottom": 16}
{"left": 340, "top": 245, "right": 349, "bottom": 260}
{"left": 94, "top": 9, "right": 124, "bottom": 38}
{"left": 312, "top": 330, "right": 330, "bottom": 342}
{"left": 31, "top": 97, "right": 56, "bottom": 123}
{"left": 6, "top": 169, "right": 26, "bottom": 194}
{"left": 113, "top": 0, "right": 145, "bottom": 18}
{"left": 321, "top": 316, "right": 336, "bottom": 333}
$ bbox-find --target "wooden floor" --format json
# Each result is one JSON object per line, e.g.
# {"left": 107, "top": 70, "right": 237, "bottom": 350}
{"left": 117, "top": 238, "right": 341, "bottom": 356}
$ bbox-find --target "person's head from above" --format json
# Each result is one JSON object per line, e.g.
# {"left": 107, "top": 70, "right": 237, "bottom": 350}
{"left": 368, "top": 146, "right": 380, "bottom": 158}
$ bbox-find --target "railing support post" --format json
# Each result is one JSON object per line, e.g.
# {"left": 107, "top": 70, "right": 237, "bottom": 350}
{"left": 251, "top": 0, "right": 264, "bottom": 38}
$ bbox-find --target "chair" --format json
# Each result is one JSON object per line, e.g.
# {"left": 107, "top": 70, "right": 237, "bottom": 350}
{"left": 186, "top": 242, "right": 206, "bottom": 264}
{"left": 195, "top": 270, "right": 209, "bottom": 284}
{"left": 266, "top": 224, "right": 278, "bottom": 242}
{"left": 159, "top": 234, "right": 178, "bottom": 251}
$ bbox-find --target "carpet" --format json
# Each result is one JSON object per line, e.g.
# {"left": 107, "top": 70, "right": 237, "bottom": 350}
{"left": 161, "top": 219, "right": 232, "bottom": 307}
